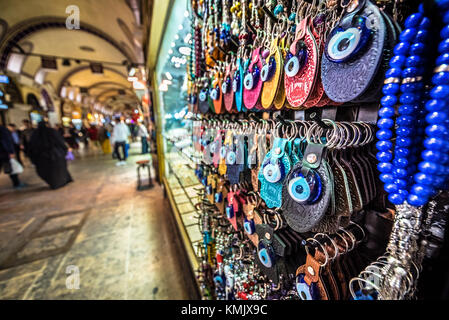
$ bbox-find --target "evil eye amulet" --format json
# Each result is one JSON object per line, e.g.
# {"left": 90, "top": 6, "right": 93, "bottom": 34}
{"left": 222, "top": 77, "right": 231, "bottom": 94}
{"left": 226, "top": 205, "right": 234, "bottom": 219}
{"left": 232, "top": 73, "right": 240, "bottom": 92}
{"left": 263, "top": 161, "right": 283, "bottom": 183}
{"left": 244, "top": 219, "right": 255, "bottom": 235}
{"left": 244, "top": 66, "right": 260, "bottom": 90}
{"left": 215, "top": 192, "right": 223, "bottom": 203}
{"left": 257, "top": 242, "right": 274, "bottom": 268}
{"left": 261, "top": 57, "right": 276, "bottom": 82}
{"left": 199, "top": 89, "right": 208, "bottom": 102}
{"left": 210, "top": 87, "right": 219, "bottom": 100}
{"left": 285, "top": 41, "right": 307, "bottom": 77}
{"left": 226, "top": 151, "right": 236, "bottom": 165}
{"left": 325, "top": 16, "right": 372, "bottom": 63}
{"left": 296, "top": 274, "right": 317, "bottom": 300}
{"left": 287, "top": 170, "right": 322, "bottom": 204}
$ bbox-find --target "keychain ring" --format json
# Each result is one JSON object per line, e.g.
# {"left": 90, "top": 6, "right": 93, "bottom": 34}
{"left": 305, "top": 237, "right": 329, "bottom": 266}
{"left": 314, "top": 233, "right": 338, "bottom": 260}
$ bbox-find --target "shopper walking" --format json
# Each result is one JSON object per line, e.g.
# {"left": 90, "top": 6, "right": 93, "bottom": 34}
{"left": 0, "top": 125, "right": 25, "bottom": 189}
{"left": 20, "top": 119, "right": 34, "bottom": 158}
{"left": 7, "top": 123, "right": 23, "bottom": 165}
{"left": 111, "top": 116, "right": 130, "bottom": 166}
{"left": 137, "top": 121, "right": 149, "bottom": 154}
{"left": 28, "top": 121, "right": 73, "bottom": 189}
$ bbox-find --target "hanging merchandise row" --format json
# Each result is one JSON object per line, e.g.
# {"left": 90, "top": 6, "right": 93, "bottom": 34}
{"left": 171, "top": 0, "right": 449, "bottom": 300}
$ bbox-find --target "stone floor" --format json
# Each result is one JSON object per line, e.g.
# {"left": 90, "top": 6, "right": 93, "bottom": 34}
{"left": 0, "top": 142, "right": 198, "bottom": 300}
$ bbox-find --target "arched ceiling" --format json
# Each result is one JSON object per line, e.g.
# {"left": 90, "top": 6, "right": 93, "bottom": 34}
{"left": 0, "top": 0, "right": 151, "bottom": 112}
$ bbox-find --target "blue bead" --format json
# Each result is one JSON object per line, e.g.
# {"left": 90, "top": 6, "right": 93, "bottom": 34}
{"left": 380, "top": 173, "right": 394, "bottom": 184}
{"left": 444, "top": 10, "right": 449, "bottom": 24}
{"left": 393, "top": 157, "right": 409, "bottom": 168}
{"left": 381, "top": 95, "right": 398, "bottom": 107}
{"left": 398, "top": 105, "right": 415, "bottom": 115}
{"left": 376, "top": 129, "right": 393, "bottom": 140}
{"left": 399, "top": 94, "right": 420, "bottom": 105}
{"left": 385, "top": 67, "right": 403, "bottom": 78}
{"left": 389, "top": 193, "right": 405, "bottom": 205}
{"left": 378, "top": 162, "right": 393, "bottom": 173}
{"left": 405, "top": 55, "right": 423, "bottom": 67}
{"left": 409, "top": 42, "right": 425, "bottom": 55}
{"left": 400, "top": 28, "right": 418, "bottom": 42}
{"left": 377, "top": 117, "right": 394, "bottom": 129}
{"left": 408, "top": 193, "right": 428, "bottom": 206}
{"left": 384, "top": 183, "right": 398, "bottom": 193}
{"left": 393, "top": 42, "right": 410, "bottom": 56}
{"left": 432, "top": 71, "right": 449, "bottom": 85}
{"left": 422, "top": 150, "right": 443, "bottom": 162}
{"left": 426, "top": 111, "right": 447, "bottom": 124}
{"left": 415, "top": 29, "right": 429, "bottom": 42}
{"left": 377, "top": 151, "right": 393, "bottom": 162}
{"left": 400, "top": 82, "right": 424, "bottom": 93}
{"left": 430, "top": 85, "right": 449, "bottom": 99}
{"left": 439, "top": 38, "right": 449, "bottom": 53}
{"left": 418, "top": 161, "right": 440, "bottom": 174}
{"left": 424, "top": 137, "right": 447, "bottom": 150}
{"left": 438, "top": 0, "right": 449, "bottom": 11}
{"left": 414, "top": 172, "right": 434, "bottom": 185}
{"left": 394, "top": 178, "right": 408, "bottom": 189}
{"left": 383, "top": 83, "right": 400, "bottom": 95}
{"left": 425, "top": 98, "right": 447, "bottom": 111}
{"left": 396, "top": 127, "right": 412, "bottom": 137}
{"left": 394, "top": 168, "right": 408, "bottom": 178}
{"left": 426, "top": 124, "right": 447, "bottom": 137}
{"left": 395, "top": 148, "right": 410, "bottom": 158}
{"left": 376, "top": 140, "right": 393, "bottom": 151}
{"left": 442, "top": 25, "right": 449, "bottom": 40}
{"left": 379, "top": 106, "right": 395, "bottom": 118}
{"left": 397, "top": 116, "right": 414, "bottom": 126}
{"left": 404, "top": 13, "right": 423, "bottom": 28}
{"left": 419, "top": 17, "right": 431, "bottom": 29}
{"left": 402, "top": 67, "right": 421, "bottom": 78}
{"left": 411, "top": 184, "right": 434, "bottom": 197}
{"left": 436, "top": 53, "right": 449, "bottom": 65}
{"left": 389, "top": 55, "right": 406, "bottom": 68}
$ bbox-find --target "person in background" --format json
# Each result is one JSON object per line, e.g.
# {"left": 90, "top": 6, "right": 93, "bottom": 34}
{"left": 80, "top": 125, "right": 89, "bottom": 149}
{"left": 21, "top": 119, "right": 34, "bottom": 158}
{"left": 28, "top": 121, "right": 73, "bottom": 189}
{"left": 111, "top": 116, "right": 130, "bottom": 166}
{"left": 137, "top": 121, "right": 149, "bottom": 154}
{"left": 7, "top": 124, "right": 23, "bottom": 166}
{"left": 97, "top": 124, "right": 111, "bottom": 154}
{"left": 88, "top": 124, "right": 100, "bottom": 149}
{"left": 0, "top": 125, "right": 25, "bottom": 189}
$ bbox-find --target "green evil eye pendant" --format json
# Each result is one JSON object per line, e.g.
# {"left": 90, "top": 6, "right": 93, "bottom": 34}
{"left": 232, "top": 71, "right": 240, "bottom": 92}
{"left": 243, "top": 66, "right": 260, "bottom": 90}
{"left": 222, "top": 77, "right": 231, "bottom": 94}
{"left": 226, "top": 205, "right": 234, "bottom": 219}
{"left": 199, "top": 89, "right": 208, "bottom": 102}
{"left": 226, "top": 150, "right": 236, "bottom": 165}
{"left": 257, "top": 242, "right": 275, "bottom": 268}
{"left": 210, "top": 85, "right": 220, "bottom": 100}
{"left": 296, "top": 274, "right": 318, "bottom": 300}
{"left": 285, "top": 41, "right": 307, "bottom": 77}
{"left": 261, "top": 56, "right": 276, "bottom": 82}
{"left": 262, "top": 158, "right": 285, "bottom": 183}
{"left": 325, "top": 16, "right": 372, "bottom": 63}
{"left": 287, "top": 169, "right": 322, "bottom": 204}
{"left": 244, "top": 218, "right": 255, "bottom": 235}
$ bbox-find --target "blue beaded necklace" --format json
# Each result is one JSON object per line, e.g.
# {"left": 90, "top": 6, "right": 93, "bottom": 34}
{"left": 377, "top": 1, "right": 449, "bottom": 207}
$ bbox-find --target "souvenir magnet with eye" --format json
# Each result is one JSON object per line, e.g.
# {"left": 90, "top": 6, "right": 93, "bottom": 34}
{"left": 287, "top": 168, "right": 322, "bottom": 204}
{"left": 285, "top": 41, "right": 308, "bottom": 78}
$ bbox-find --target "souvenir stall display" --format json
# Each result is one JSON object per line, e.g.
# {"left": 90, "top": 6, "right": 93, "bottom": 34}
{"left": 156, "top": 0, "right": 449, "bottom": 300}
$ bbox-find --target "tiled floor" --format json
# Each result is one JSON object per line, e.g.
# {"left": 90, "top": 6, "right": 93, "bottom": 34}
{"left": 0, "top": 143, "right": 198, "bottom": 299}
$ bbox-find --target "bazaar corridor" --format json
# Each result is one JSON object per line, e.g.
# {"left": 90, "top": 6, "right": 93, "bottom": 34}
{"left": 0, "top": 144, "right": 198, "bottom": 299}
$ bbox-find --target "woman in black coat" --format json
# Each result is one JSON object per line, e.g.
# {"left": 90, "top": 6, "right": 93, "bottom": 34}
{"left": 29, "top": 121, "right": 73, "bottom": 189}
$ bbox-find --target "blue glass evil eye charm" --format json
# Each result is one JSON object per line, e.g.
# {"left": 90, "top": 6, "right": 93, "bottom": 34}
{"left": 222, "top": 77, "right": 231, "bottom": 94}
{"left": 220, "top": 146, "right": 227, "bottom": 158}
{"left": 244, "top": 219, "right": 255, "bottom": 235}
{"left": 261, "top": 56, "right": 276, "bottom": 82}
{"left": 226, "top": 205, "right": 234, "bottom": 219}
{"left": 285, "top": 41, "right": 307, "bottom": 77}
{"left": 215, "top": 192, "right": 223, "bottom": 203}
{"left": 296, "top": 274, "right": 317, "bottom": 300}
{"left": 232, "top": 72, "right": 240, "bottom": 92}
{"left": 210, "top": 86, "right": 219, "bottom": 100}
{"left": 244, "top": 66, "right": 260, "bottom": 90}
{"left": 288, "top": 169, "right": 322, "bottom": 204}
{"left": 226, "top": 151, "right": 236, "bottom": 165}
{"left": 257, "top": 242, "right": 275, "bottom": 268}
{"left": 206, "top": 185, "right": 213, "bottom": 195}
{"left": 325, "top": 16, "right": 372, "bottom": 63}
{"left": 199, "top": 89, "right": 208, "bottom": 102}
{"left": 263, "top": 160, "right": 283, "bottom": 183}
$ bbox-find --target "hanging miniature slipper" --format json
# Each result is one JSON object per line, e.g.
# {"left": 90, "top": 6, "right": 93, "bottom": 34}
{"left": 284, "top": 16, "right": 319, "bottom": 109}
{"left": 321, "top": 0, "right": 386, "bottom": 103}
{"left": 226, "top": 134, "right": 246, "bottom": 185}
{"left": 243, "top": 47, "right": 264, "bottom": 110}
{"left": 295, "top": 252, "right": 329, "bottom": 300}
{"left": 212, "top": 130, "right": 223, "bottom": 169}
{"left": 273, "top": 37, "right": 287, "bottom": 110}
{"left": 198, "top": 82, "right": 212, "bottom": 114}
{"left": 261, "top": 37, "right": 283, "bottom": 110}
{"left": 218, "top": 130, "right": 232, "bottom": 176}
{"left": 223, "top": 57, "right": 236, "bottom": 112}
{"left": 211, "top": 67, "right": 224, "bottom": 114}
{"left": 233, "top": 56, "right": 246, "bottom": 112}
{"left": 226, "top": 187, "right": 243, "bottom": 231}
